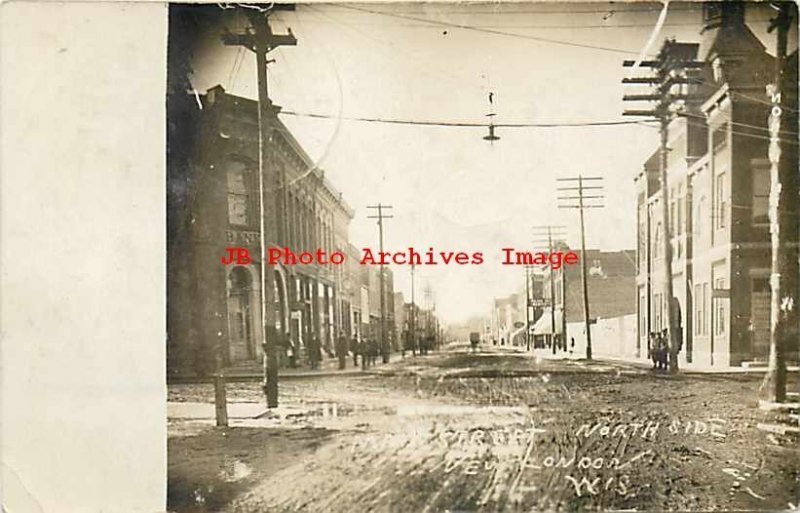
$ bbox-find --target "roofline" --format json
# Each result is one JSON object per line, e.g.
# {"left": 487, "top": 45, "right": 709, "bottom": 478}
{"left": 204, "top": 85, "right": 354, "bottom": 218}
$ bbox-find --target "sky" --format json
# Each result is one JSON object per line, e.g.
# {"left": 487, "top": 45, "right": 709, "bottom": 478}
{"left": 183, "top": 2, "right": 791, "bottom": 324}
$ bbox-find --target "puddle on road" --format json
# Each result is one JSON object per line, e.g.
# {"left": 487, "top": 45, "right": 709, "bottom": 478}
{"left": 395, "top": 404, "right": 526, "bottom": 417}
{"left": 219, "top": 459, "right": 252, "bottom": 482}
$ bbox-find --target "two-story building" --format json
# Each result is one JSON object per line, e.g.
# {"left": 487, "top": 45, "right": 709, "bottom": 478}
{"left": 167, "top": 85, "right": 354, "bottom": 377}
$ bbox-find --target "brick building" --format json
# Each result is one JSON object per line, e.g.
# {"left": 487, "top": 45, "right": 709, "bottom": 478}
{"left": 167, "top": 86, "right": 354, "bottom": 376}
{"left": 634, "top": 4, "right": 799, "bottom": 367}
{"left": 534, "top": 249, "right": 636, "bottom": 347}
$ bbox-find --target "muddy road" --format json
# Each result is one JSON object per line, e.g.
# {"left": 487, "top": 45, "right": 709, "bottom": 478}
{"left": 168, "top": 346, "right": 799, "bottom": 512}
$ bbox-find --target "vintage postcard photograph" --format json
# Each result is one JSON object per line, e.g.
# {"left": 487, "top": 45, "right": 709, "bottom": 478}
{"left": 165, "top": 2, "right": 800, "bottom": 512}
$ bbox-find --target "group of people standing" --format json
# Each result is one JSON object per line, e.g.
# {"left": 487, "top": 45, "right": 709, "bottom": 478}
{"left": 648, "top": 330, "right": 670, "bottom": 370}
{"left": 334, "top": 332, "right": 380, "bottom": 370}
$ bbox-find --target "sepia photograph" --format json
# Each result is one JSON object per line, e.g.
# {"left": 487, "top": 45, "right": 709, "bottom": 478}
{"left": 165, "top": 2, "right": 800, "bottom": 511}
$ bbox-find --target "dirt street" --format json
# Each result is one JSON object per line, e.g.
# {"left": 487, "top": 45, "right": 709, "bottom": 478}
{"left": 168, "top": 345, "right": 799, "bottom": 512}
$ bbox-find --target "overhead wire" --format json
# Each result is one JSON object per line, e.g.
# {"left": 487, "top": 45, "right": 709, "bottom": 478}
{"left": 315, "top": 5, "right": 703, "bottom": 16}
{"left": 277, "top": 109, "right": 653, "bottom": 128}
{"left": 329, "top": 4, "right": 655, "bottom": 56}
{"left": 303, "top": 4, "right": 484, "bottom": 96}
{"left": 264, "top": 8, "right": 347, "bottom": 193}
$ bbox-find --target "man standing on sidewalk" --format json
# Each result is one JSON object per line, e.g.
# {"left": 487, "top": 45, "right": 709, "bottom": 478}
{"left": 350, "top": 334, "right": 359, "bottom": 367}
{"left": 359, "top": 337, "right": 368, "bottom": 370}
{"left": 336, "top": 331, "right": 347, "bottom": 370}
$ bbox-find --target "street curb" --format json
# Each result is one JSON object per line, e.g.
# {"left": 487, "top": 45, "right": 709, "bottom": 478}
{"left": 168, "top": 368, "right": 382, "bottom": 385}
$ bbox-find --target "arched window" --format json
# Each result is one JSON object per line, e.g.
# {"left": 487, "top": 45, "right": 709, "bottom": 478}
{"left": 228, "top": 266, "right": 254, "bottom": 360}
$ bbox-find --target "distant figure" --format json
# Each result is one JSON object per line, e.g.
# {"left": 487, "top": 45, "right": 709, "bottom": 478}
{"left": 350, "top": 334, "right": 359, "bottom": 367}
{"left": 359, "top": 337, "right": 367, "bottom": 370}
{"left": 570, "top": 337, "right": 575, "bottom": 355}
{"left": 287, "top": 335, "right": 297, "bottom": 368}
{"left": 659, "top": 329, "right": 669, "bottom": 369}
{"left": 672, "top": 297, "right": 683, "bottom": 354}
{"left": 368, "top": 338, "right": 379, "bottom": 366}
{"left": 336, "top": 331, "right": 347, "bottom": 370}
{"left": 309, "top": 334, "right": 321, "bottom": 370}
{"left": 654, "top": 331, "right": 668, "bottom": 370}
{"left": 470, "top": 332, "right": 480, "bottom": 353}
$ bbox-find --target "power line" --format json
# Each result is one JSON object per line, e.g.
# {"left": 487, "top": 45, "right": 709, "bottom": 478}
{"left": 311, "top": 5, "right": 703, "bottom": 16}
{"left": 278, "top": 109, "right": 652, "bottom": 128}
{"left": 304, "top": 4, "right": 484, "bottom": 95}
{"left": 330, "top": 4, "right": 654, "bottom": 56}
{"left": 680, "top": 111, "right": 798, "bottom": 138}
{"left": 729, "top": 89, "right": 800, "bottom": 114}
{"left": 682, "top": 118, "right": 798, "bottom": 146}
{"left": 287, "top": 19, "right": 732, "bottom": 30}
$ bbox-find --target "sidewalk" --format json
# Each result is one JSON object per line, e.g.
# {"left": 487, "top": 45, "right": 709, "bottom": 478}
{"left": 531, "top": 347, "right": 800, "bottom": 374}
{"left": 168, "top": 351, "right": 405, "bottom": 384}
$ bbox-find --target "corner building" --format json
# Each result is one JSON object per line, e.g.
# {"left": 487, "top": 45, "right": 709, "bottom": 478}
{"left": 634, "top": 3, "right": 799, "bottom": 368}
{"left": 167, "top": 86, "right": 353, "bottom": 377}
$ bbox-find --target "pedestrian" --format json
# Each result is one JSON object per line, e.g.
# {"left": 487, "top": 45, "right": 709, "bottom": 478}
{"left": 570, "top": 337, "right": 575, "bottom": 355}
{"left": 336, "top": 331, "right": 347, "bottom": 370}
{"left": 350, "top": 334, "right": 359, "bottom": 367}
{"left": 359, "top": 336, "right": 367, "bottom": 370}
{"left": 659, "top": 329, "right": 669, "bottom": 370}
{"left": 309, "top": 334, "right": 321, "bottom": 370}
{"left": 655, "top": 331, "right": 668, "bottom": 370}
{"left": 368, "top": 338, "right": 377, "bottom": 366}
{"left": 287, "top": 335, "right": 297, "bottom": 368}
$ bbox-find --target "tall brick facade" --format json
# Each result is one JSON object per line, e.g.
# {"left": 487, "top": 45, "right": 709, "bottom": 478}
{"left": 634, "top": 4, "right": 799, "bottom": 367}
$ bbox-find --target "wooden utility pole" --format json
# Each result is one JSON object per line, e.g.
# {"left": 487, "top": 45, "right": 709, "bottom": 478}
{"left": 557, "top": 176, "right": 605, "bottom": 360}
{"left": 410, "top": 263, "right": 416, "bottom": 356}
{"left": 223, "top": 6, "right": 296, "bottom": 408}
{"left": 367, "top": 204, "right": 393, "bottom": 362}
{"left": 525, "top": 265, "right": 532, "bottom": 351}
{"left": 623, "top": 41, "right": 703, "bottom": 373}
{"left": 533, "top": 225, "right": 566, "bottom": 353}
{"left": 213, "top": 352, "right": 228, "bottom": 427}
{"left": 761, "top": 2, "right": 793, "bottom": 403}
{"left": 560, "top": 257, "right": 567, "bottom": 351}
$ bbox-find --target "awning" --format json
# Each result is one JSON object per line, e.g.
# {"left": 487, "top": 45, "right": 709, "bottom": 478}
{"left": 510, "top": 325, "right": 526, "bottom": 343}
{"left": 532, "top": 308, "right": 563, "bottom": 335}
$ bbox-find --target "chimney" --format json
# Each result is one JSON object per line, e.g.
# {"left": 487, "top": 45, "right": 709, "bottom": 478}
{"left": 702, "top": 2, "right": 746, "bottom": 33}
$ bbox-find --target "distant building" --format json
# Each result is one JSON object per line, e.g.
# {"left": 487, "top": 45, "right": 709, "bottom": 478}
{"left": 534, "top": 249, "right": 636, "bottom": 347}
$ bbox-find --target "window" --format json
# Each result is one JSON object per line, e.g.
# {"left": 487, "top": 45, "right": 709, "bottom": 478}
{"left": 712, "top": 57, "right": 723, "bottom": 83}
{"left": 638, "top": 288, "right": 646, "bottom": 336}
{"left": 654, "top": 223, "right": 663, "bottom": 259}
{"left": 227, "top": 161, "right": 249, "bottom": 225}
{"left": 714, "top": 171, "right": 727, "bottom": 230}
{"left": 638, "top": 212, "right": 646, "bottom": 269}
{"left": 694, "top": 196, "right": 707, "bottom": 242}
{"left": 752, "top": 164, "right": 770, "bottom": 225}
{"left": 714, "top": 277, "right": 726, "bottom": 336}
{"left": 654, "top": 293, "right": 663, "bottom": 332}
{"left": 694, "top": 282, "right": 709, "bottom": 336}
{"left": 712, "top": 123, "right": 729, "bottom": 153}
